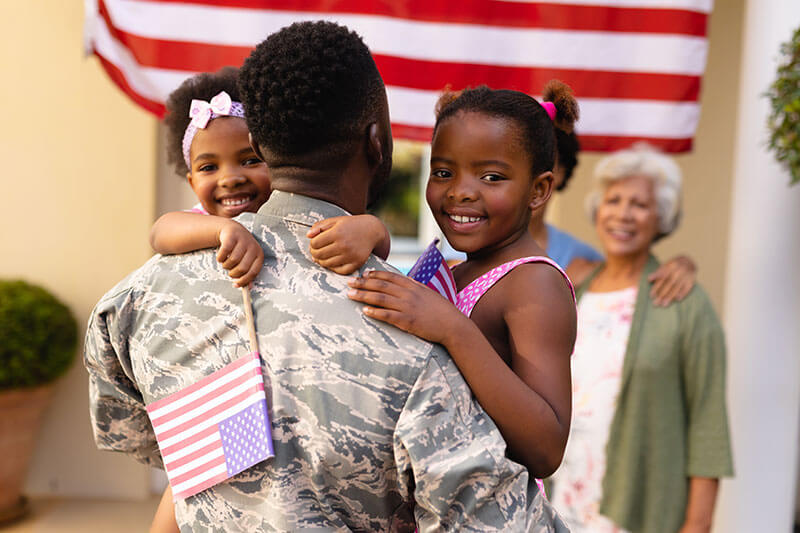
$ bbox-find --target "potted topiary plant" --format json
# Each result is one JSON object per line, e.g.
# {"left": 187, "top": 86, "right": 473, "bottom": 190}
{"left": 766, "top": 24, "right": 800, "bottom": 186}
{"left": 0, "top": 280, "right": 77, "bottom": 523}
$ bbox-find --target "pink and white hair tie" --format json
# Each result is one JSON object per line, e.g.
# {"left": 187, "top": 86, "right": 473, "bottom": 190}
{"left": 181, "top": 91, "right": 246, "bottom": 168}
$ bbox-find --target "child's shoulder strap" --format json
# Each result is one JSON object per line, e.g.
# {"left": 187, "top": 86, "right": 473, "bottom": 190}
{"left": 455, "top": 256, "right": 575, "bottom": 318}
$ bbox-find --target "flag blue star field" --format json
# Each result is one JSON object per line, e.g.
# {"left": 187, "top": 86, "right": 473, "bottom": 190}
{"left": 408, "top": 239, "right": 458, "bottom": 305}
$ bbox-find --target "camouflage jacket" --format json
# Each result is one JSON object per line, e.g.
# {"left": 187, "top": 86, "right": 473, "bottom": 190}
{"left": 85, "top": 191, "right": 567, "bottom": 532}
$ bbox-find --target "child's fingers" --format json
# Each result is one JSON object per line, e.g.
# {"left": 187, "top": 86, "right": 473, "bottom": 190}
{"left": 347, "top": 286, "right": 404, "bottom": 311}
{"left": 220, "top": 244, "right": 247, "bottom": 270}
{"left": 307, "top": 218, "right": 339, "bottom": 239}
{"left": 314, "top": 254, "right": 345, "bottom": 270}
{"left": 360, "top": 306, "right": 408, "bottom": 329}
{"left": 309, "top": 230, "right": 339, "bottom": 251}
{"left": 217, "top": 238, "right": 236, "bottom": 263}
{"left": 326, "top": 262, "right": 360, "bottom": 275}
{"left": 347, "top": 274, "right": 409, "bottom": 298}
{"left": 363, "top": 269, "right": 419, "bottom": 288}
{"left": 310, "top": 242, "right": 343, "bottom": 261}
{"left": 234, "top": 260, "right": 262, "bottom": 287}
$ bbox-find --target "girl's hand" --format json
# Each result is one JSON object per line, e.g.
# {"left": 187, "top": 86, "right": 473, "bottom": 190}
{"left": 216, "top": 220, "right": 264, "bottom": 287}
{"left": 648, "top": 254, "right": 696, "bottom": 306}
{"left": 347, "top": 270, "right": 467, "bottom": 345}
{"left": 308, "top": 215, "right": 390, "bottom": 274}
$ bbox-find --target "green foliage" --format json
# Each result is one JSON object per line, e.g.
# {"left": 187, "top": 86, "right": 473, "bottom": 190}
{"left": 767, "top": 25, "right": 800, "bottom": 185}
{"left": 0, "top": 280, "right": 78, "bottom": 390}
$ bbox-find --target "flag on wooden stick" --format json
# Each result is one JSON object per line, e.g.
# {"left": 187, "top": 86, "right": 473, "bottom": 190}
{"left": 146, "top": 286, "right": 273, "bottom": 500}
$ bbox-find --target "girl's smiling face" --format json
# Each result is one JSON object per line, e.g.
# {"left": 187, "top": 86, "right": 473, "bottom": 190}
{"left": 187, "top": 117, "right": 271, "bottom": 218}
{"left": 426, "top": 111, "right": 541, "bottom": 255}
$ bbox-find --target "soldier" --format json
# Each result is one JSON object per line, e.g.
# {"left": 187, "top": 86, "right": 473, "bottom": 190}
{"left": 85, "top": 20, "right": 567, "bottom": 532}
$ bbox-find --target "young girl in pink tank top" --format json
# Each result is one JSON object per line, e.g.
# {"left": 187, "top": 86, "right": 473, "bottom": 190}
{"left": 347, "top": 82, "right": 578, "bottom": 479}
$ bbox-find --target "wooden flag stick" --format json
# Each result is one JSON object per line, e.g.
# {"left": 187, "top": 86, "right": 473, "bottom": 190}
{"left": 241, "top": 286, "right": 259, "bottom": 355}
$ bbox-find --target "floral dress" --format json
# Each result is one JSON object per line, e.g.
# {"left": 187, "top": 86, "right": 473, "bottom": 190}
{"left": 550, "top": 286, "right": 637, "bottom": 533}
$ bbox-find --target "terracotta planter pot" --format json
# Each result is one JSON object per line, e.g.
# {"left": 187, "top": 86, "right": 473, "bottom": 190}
{"left": 0, "top": 384, "right": 54, "bottom": 522}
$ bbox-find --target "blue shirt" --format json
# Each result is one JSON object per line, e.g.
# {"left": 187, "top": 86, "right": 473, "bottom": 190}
{"left": 546, "top": 224, "right": 604, "bottom": 269}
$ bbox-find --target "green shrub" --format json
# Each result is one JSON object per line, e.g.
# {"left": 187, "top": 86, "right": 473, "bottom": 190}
{"left": 0, "top": 280, "right": 78, "bottom": 390}
{"left": 767, "top": 25, "right": 800, "bottom": 186}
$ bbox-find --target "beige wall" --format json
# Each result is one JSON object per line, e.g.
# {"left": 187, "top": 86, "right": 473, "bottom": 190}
{"left": 548, "top": 0, "right": 745, "bottom": 312}
{"left": 0, "top": 2, "right": 156, "bottom": 498}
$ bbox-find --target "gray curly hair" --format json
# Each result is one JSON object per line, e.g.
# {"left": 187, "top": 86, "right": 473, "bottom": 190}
{"left": 585, "top": 143, "right": 683, "bottom": 240}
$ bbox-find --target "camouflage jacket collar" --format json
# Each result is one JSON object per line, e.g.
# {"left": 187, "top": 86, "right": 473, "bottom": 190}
{"left": 258, "top": 190, "right": 351, "bottom": 227}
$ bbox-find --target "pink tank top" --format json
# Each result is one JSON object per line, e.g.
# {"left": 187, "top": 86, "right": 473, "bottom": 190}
{"left": 456, "top": 256, "right": 575, "bottom": 317}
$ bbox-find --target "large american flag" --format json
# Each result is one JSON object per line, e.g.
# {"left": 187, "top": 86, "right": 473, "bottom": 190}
{"left": 146, "top": 351, "right": 273, "bottom": 500}
{"left": 84, "top": 0, "right": 712, "bottom": 152}
{"left": 408, "top": 239, "right": 458, "bottom": 304}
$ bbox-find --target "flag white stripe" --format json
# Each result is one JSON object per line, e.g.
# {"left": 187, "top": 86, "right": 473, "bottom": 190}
{"left": 429, "top": 277, "right": 448, "bottom": 299}
{"left": 103, "top": 1, "right": 708, "bottom": 75}
{"left": 387, "top": 87, "right": 702, "bottom": 138}
{"left": 162, "top": 432, "right": 219, "bottom": 464}
{"left": 158, "top": 391, "right": 265, "bottom": 449}
{"left": 151, "top": 375, "right": 263, "bottom": 432}
{"left": 501, "top": 0, "right": 712, "bottom": 12}
{"left": 166, "top": 446, "right": 225, "bottom": 478}
{"left": 85, "top": 42, "right": 705, "bottom": 139}
{"left": 92, "top": 11, "right": 180, "bottom": 101}
{"left": 172, "top": 463, "right": 228, "bottom": 495}
{"left": 148, "top": 356, "right": 261, "bottom": 420}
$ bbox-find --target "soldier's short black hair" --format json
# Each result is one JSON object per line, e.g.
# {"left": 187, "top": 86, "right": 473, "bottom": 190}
{"left": 163, "top": 66, "right": 241, "bottom": 176}
{"left": 239, "top": 21, "right": 385, "bottom": 160}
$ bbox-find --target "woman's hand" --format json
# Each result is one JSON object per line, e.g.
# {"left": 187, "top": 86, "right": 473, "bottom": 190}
{"left": 347, "top": 270, "right": 467, "bottom": 345}
{"left": 308, "top": 215, "right": 390, "bottom": 274}
{"left": 216, "top": 220, "right": 264, "bottom": 287}
{"left": 648, "top": 254, "right": 696, "bottom": 306}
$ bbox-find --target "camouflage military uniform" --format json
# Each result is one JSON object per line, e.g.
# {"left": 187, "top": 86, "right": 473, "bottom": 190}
{"left": 85, "top": 191, "right": 568, "bottom": 532}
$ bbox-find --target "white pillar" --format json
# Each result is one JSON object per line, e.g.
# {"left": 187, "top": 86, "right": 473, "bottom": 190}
{"left": 715, "top": 1, "right": 800, "bottom": 531}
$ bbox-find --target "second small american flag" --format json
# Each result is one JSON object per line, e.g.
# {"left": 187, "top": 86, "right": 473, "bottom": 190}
{"left": 408, "top": 239, "right": 458, "bottom": 305}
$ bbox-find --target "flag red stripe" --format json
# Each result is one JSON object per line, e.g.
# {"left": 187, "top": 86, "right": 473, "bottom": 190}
{"left": 391, "top": 124, "right": 432, "bottom": 143}
{"left": 170, "top": 456, "right": 228, "bottom": 487}
{"left": 140, "top": 0, "right": 708, "bottom": 36}
{"left": 93, "top": 53, "right": 166, "bottom": 117}
{"left": 150, "top": 368, "right": 263, "bottom": 427}
{"left": 155, "top": 384, "right": 265, "bottom": 441}
{"left": 389, "top": 125, "right": 695, "bottom": 153}
{"left": 147, "top": 352, "right": 258, "bottom": 411}
{"left": 433, "top": 269, "right": 457, "bottom": 304}
{"left": 579, "top": 134, "right": 693, "bottom": 153}
{"left": 95, "top": 9, "right": 701, "bottom": 102}
{"left": 160, "top": 425, "right": 218, "bottom": 457}
{"left": 173, "top": 471, "right": 231, "bottom": 500}
{"left": 378, "top": 56, "right": 701, "bottom": 102}
{"left": 164, "top": 440, "right": 223, "bottom": 471}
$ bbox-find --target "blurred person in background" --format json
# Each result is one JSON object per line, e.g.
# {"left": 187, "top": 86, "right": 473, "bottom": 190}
{"left": 529, "top": 130, "right": 697, "bottom": 307}
{"left": 549, "top": 144, "right": 733, "bottom": 533}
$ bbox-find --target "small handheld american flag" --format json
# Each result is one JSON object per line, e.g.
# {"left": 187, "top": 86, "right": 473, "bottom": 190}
{"left": 146, "top": 287, "right": 273, "bottom": 500}
{"left": 408, "top": 239, "right": 458, "bottom": 305}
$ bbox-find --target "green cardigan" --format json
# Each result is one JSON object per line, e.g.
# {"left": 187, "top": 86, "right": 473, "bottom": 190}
{"left": 575, "top": 256, "right": 734, "bottom": 533}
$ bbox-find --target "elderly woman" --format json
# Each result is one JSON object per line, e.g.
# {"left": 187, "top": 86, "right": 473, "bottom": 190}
{"left": 550, "top": 145, "right": 733, "bottom": 533}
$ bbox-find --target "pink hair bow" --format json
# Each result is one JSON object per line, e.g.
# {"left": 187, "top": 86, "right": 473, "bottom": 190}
{"left": 188, "top": 91, "right": 233, "bottom": 129}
